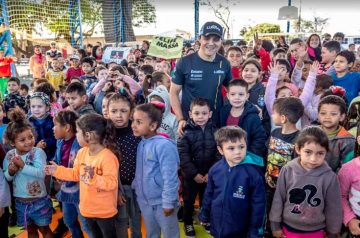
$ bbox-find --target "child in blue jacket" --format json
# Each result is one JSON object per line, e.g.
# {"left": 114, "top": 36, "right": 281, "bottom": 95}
{"left": 199, "top": 126, "right": 266, "bottom": 238}
{"left": 131, "top": 103, "right": 180, "bottom": 238}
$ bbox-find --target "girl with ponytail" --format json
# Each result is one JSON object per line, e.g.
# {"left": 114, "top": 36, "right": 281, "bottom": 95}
{"left": 3, "top": 108, "right": 53, "bottom": 237}
{"left": 45, "top": 113, "right": 119, "bottom": 238}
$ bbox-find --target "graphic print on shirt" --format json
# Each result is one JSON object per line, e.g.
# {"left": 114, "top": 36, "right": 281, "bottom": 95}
{"left": 289, "top": 184, "right": 321, "bottom": 214}
{"left": 266, "top": 136, "right": 295, "bottom": 188}
{"left": 190, "top": 70, "right": 203, "bottom": 81}
{"left": 27, "top": 181, "right": 42, "bottom": 196}
{"left": 81, "top": 164, "right": 95, "bottom": 185}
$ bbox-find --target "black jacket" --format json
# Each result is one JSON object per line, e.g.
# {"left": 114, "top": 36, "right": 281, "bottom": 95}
{"left": 177, "top": 120, "right": 218, "bottom": 180}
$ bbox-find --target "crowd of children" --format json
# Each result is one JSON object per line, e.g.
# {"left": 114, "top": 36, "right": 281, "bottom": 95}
{"left": 1, "top": 22, "right": 360, "bottom": 238}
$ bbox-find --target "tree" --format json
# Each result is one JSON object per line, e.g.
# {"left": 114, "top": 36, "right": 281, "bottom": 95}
{"left": 132, "top": 0, "right": 156, "bottom": 28}
{"left": 2, "top": 0, "right": 103, "bottom": 55}
{"left": 2, "top": 0, "right": 156, "bottom": 56}
{"left": 200, "top": 0, "right": 237, "bottom": 39}
{"left": 293, "top": 16, "right": 329, "bottom": 33}
{"left": 240, "top": 23, "right": 281, "bottom": 41}
{"left": 102, "top": 0, "right": 156, "bottom": 43}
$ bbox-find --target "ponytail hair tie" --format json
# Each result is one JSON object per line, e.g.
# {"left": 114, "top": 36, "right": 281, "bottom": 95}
{"left": 330, "top": 86, "right": 346, "bottom": 96}
{"left": 150, "top": 100, "right": 165, "bottom": 109}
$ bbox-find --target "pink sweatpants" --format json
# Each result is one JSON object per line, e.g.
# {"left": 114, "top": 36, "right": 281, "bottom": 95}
{"left": 282, "top": 226, "right": 325, "bottom": 238}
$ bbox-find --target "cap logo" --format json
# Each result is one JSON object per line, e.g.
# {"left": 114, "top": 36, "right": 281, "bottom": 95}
{"left": 206, "top": 25, "right": 221, "bottom": 31}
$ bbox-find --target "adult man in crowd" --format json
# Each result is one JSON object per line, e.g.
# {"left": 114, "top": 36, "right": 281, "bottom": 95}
{"left": 46, "top": 41, "right": 62, "bottom": 69}
{"left": 170, "top": 21, "right": 232, "bottom": 135}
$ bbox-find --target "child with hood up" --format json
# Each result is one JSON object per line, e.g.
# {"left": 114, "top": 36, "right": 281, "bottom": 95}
{"left": 147, "top": 85, "right": 179, "bottom": 141}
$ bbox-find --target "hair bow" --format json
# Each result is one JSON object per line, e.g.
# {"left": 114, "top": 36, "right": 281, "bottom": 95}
{"left": 330, "top": 86, "right": 346, "bottom": 96}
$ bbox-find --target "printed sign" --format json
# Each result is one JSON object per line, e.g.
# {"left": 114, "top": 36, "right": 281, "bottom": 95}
{"left": 102, "top": 47, "right": 132, "bottom": 64}
{"left": 147, "top": 36, "right": 183, "bottom": 59}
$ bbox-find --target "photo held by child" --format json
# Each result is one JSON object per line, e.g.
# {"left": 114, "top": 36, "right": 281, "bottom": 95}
{"left": 131, "top": 103, "right": 180, "bottom": 238}
{"left": 270, "top": 126, "right": 342, "bottom": 238}
{"left": 317, "top": 95, "right": 355, "bottom": 172}
{"left": 107, "top": 92, "right": 142, "bottom": 238}
{"left": 3, "top": 108, "right": 53, "bottom": 238}
{"left": 177, "top": 97, "right": 218, "bottom": 237}
{"left": 45, "top": 113, "right": 120, "bottom": 238}
{"left": 199, "top": 126, "right": 266, "bottom": 237}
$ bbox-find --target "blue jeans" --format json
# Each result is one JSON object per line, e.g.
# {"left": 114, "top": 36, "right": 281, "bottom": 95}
{"left": 138, "top": 202, "right": 179, "bottom": 238}
{"left": 15, "top": 196, "right": 52, "bottom": 228}
{"left": 62, "top": 202, "right": 92, "bottom": 238}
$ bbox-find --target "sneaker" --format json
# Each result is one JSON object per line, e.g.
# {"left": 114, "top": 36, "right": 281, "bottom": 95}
{"left": 203, "top": 223, "right": 210, "bottom": 233}
{"left": 184, "top": 224, "right": 196, "bottom": 237}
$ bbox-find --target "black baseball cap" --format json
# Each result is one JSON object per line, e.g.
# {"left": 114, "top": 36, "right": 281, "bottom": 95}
{"left": 199, "top": 21, "right": 223, "bottom": 39}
